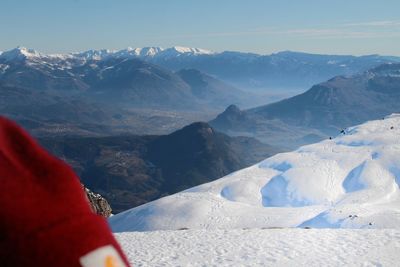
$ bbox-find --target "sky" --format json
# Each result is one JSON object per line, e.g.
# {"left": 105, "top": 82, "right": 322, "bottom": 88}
{"left": 1, "top": 0, "right": 400, "bottom": 56}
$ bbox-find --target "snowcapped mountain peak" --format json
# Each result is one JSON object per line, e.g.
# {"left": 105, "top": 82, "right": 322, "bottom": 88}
{"left": 110, "top": 47, "right": 164, "bottom": 58}
{"left": 73, "top": 49, "right": 115, "bottom": 60}
{"left": 99, "top": 46, "right": 212, "bottom": 59}
{"left": 131, "top": 47, "right": 164, "bottom": 57}
{"left": 167, "top": 46, "right": 214, "bottom": 56}
{"left": 0, "top": 46, "right": 41, "bottom": 61}
{"left": 173, "top": 46, "right": 213, "bottom": 54}
{"left": 115, "top": 46, "right": 212, "bottom": 58}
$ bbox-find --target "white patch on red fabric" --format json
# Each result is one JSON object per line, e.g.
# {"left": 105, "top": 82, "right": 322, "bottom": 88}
{"left": 79, "top": 245, "right": 127, "bottom": 267}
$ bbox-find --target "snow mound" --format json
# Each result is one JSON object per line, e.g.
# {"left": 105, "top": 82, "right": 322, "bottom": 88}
{"left": 110, "top": 115, "right": 400, "bottom": 231}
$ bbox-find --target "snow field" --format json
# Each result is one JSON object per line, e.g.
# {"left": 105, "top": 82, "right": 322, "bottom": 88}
{"left": 116, "top": 228, "right": 400, "bottom": 267}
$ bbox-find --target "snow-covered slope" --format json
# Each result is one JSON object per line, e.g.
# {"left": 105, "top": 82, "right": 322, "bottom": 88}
{"left": 116, "top": 229, "right": 400, "bottom": 266}
{"left": 110, "top": 115, "right": 400, "bottom": 231}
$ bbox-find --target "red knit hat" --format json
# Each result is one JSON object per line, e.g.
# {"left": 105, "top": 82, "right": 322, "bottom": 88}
{"left": 0, "top": 116, "right": 131, "bottom": 267}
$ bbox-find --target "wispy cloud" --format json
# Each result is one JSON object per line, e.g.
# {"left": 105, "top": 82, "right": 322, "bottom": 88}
{"left": 143, "top": 23, "right": 400, "bottom": 41}
{"left": 343, "top": 20, "right": 400, "bottom": 27}
{"left": 281, "top": 28, "right": 400, "bottom": 39}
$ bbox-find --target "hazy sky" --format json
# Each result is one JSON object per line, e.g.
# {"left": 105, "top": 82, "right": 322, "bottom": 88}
{"left": 1, "top": 0, "right": 400, "bottom": 55}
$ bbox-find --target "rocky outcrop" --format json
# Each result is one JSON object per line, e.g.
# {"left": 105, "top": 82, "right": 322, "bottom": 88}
{"left": 83, "top": 185, "right": 112, "bottom": 218}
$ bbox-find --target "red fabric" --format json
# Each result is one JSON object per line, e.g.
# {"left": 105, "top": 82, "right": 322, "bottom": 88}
{"left": 0, "top": 116, "right": 131, "bottom": 266}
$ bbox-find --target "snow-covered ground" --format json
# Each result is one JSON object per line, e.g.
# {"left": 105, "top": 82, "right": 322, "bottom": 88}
{"left": 110, "top": 115, "right": 400, "bottom": 232}
{"left": 116, "top": 228, "right": 400, "bottom": 266}
{"left": 112, "top": 115, "right": 400, "bottom": 266}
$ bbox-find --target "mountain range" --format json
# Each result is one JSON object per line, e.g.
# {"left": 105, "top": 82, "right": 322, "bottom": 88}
{"left": 0, "top": 47, "right": 249, "bottom": 110}
{"left": 2, "top": 46, "right": 399, "bottom": 138}
{"left": 143, "top": 49, "right": 400, "bottom": 92}
{"left": 0, "top": 47, "right": 255, "bottom": 136}
{"left": 59, "top": 46, "right": 400, "bottom": 91}
{"left": 2, "top": 46, "right": 399, "bottom": 93}
{"left": 210, "top": 63, "right": 400, "bottom": 149}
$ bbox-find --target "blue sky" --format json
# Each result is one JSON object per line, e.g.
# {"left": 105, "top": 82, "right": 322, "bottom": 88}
{"left": 1, "top": 0, "right": 400, "bottom": 55}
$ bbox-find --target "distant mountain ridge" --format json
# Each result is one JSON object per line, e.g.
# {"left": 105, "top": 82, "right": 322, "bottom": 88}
{"left": 0, "top": 47, "right": 250, "bottom": 110}
{"left": 210, "top": 63, "right": 400, "bottom": 149}
{"left": 2, "top": 46, "right": 400, "bottom": 142}
{"left": 2, "top": 46, "right": 399, "bottom": 91}
{"left": 0, "top": 46, "right": 214, "bottom": 61}
{"left": 147, "top": 50, "right": 400, "bottom": 90}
